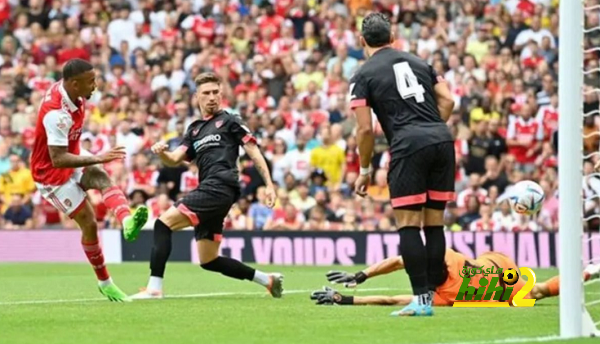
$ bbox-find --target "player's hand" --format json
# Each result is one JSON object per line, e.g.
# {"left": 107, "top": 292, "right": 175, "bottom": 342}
{"left": 265, "top": 185, "right": 277, "bottom": 208}
{"left": 326, "top": 270, "right": 367, "bottom": 288}
{"left": 354, "top": 174, "right": 371, "bottom": 197}
{"left": 595, "top": 159, "right": 600, "bottom": 172}
{"left": 151, "top": 142, "right": 169, "bottom": 154}
{"left": 310, "top": 286, "right": 340, "bottom": 305}
{"left": 99, "top": 146, "right": 126, "bottom": 163}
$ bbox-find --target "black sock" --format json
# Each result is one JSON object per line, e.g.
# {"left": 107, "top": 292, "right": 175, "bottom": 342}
{"left": 150, "top": 220, "right": 172, "bottom": 278}
{"left": 399, "top": 226, "right": 429, "bottom": 296}
{"left": 424, "top": 226, "right": 447, "bottom": 292}
{"left": 201, "top": 256, "right": 256, "bottom": 281}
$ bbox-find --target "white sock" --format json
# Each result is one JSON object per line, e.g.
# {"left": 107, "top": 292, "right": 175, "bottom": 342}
{"left": 98, "top": 278, "right": 113, "bottom": 287}
{"left": 147, "top": 276, "right": 163, "bottom": 291}
{"left": 252, "top": 270, "right": 271, "bottom": 287}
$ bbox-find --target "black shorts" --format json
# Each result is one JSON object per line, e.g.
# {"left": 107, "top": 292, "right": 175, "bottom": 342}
{"left": 388, "top": 141, "right": 455, "bottom": 210}
{"left": 174, "top": 185, "right": 239, "bottom": 241}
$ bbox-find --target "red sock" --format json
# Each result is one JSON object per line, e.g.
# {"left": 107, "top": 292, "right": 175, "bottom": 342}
{"left": 82, "top": 240, "right": 110, "bottom": 281}
{"left": 102, "top": 186, "right": 131, "bottom": 225}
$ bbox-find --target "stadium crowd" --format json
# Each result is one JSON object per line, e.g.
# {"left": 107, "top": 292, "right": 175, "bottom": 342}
{"left": 0, "top": 0, "right": 597, "bottom": 232}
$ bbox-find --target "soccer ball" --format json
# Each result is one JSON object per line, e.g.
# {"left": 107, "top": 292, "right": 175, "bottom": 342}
{"left": 502, "top": 268, "right": 519, "bottom": 285}
{"left": 510, "top": 180, "right": 545, "bottom": 215}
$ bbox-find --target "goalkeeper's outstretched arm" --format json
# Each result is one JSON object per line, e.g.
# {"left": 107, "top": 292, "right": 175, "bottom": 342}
{"left": 310, "top": 287, "right": 413, "bottom": 306}
{"left": 328, "top": 256, "right": 405, "bottom": 287}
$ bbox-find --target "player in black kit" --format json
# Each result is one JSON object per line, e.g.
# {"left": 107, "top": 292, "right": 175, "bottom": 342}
{"left": 350, "top": 13, "right": 455, "bottom": 316}
{"left": 131, "top": 72, "right": 283, "bottom": 300}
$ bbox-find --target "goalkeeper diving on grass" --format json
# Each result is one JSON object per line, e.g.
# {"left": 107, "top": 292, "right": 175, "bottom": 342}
{"left": 310, "top": 248, "right": 600, "bottom": 307}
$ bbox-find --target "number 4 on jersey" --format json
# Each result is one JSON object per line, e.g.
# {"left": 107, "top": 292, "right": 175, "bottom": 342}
{"left": 393, "top": 62, "right": 425, "bottom": 103}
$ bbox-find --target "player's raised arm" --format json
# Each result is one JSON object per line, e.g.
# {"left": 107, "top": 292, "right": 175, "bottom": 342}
{"left": 151, "top": 142, "right": 189, "bottom": 167}
{"left": 45, "top": 111, "right": 125, "bottom": 167}
{"left": 433, "top": 75, "right": 454, "bottom": 122}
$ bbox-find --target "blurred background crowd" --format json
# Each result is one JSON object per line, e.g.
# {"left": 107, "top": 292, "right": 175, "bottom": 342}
{"left": 0, "top": 0, "right": 598, "bottom": 232}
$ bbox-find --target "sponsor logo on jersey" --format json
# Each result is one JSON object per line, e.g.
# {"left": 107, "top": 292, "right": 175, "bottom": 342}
{"left": 69, "top": 128, "right": 82, "bottom": 141}
{"left": 193, "top": 134, "right": 221, "bottom": 151}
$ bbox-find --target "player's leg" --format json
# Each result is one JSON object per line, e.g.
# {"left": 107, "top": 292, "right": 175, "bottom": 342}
{"left": 197, "top": 236, "right": 284, "bottom": 298}
{"left": 423, "top": 142, "right": 456, "bottom": 296}
{"left": 387, "top": 152, "right": 432, "bottom": 316}
{"left": 37, "top": 177, "right": 129, "bottom": 301}
{"left": 71, "top": 199, "right": 130, "bottom": 302}
{"left": 131, "top": 205, "right": 192, "bottom": 299}
{"left": 79, "top": 165, "right": 148, "bottom": 241}
{"left": 195, "top": 210, "right": 283, "bottom": 298}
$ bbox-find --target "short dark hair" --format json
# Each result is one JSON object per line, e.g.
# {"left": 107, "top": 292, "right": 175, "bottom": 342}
{"left": 194, "top": 72, "right": 221, "bottom": 87}
{"left": 62, "top": 59, "right": 94, "bottom": 80}
{"left": 361, "top": 12, "right": 392, "bottom": 48}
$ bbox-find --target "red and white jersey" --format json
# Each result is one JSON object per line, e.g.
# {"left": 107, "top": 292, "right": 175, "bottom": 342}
{"left": 270, "top": 37, "right": 298, "bottom": 55}
{"left": 147, "top": 197, "right": 174, "bottom": 219}
{"left": 257, "top": 14, "right": 284, "bottom": 40}
{"left": 180, "top": 170, "right": 199, "bottom": 193}
{"left": 327, "top": 30, "right": 355, "bottom": 48}
{"left": 126, "top": 169, "right": 159, "bottom": 195}
{"left": 506, "top": 116, "right": 544, "bottom": 163}
{"left": 28, "top": 76, "right": 55, "bottom": 93}
{"left": 535, "top": 104, "right": 558, "bottom": 140}
{"left": 181, "top": 15, "right": 220, "bottom": 40}
{"left": 456, "top": 188, "right": 488, "bottom": 209}
{"left": 31, "top": 81, "right": 85, "bottom": 185}
{"left": 92, "top": 133, "right": 111, "bottom": 155}
{"left": 469, "top": 218, "right": 496, "bottom": 232}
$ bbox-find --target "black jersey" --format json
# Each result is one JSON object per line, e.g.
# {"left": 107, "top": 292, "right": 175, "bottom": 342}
{"left": 349, "top": 48, "right": 453, "bottom": 158}
{"left": 181, "top": 110, "right": 255, "bottom": 189}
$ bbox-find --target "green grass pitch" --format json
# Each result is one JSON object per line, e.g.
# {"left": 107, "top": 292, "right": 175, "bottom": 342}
{"left": 0, "top": 264, "right": 599, "bottom": 344}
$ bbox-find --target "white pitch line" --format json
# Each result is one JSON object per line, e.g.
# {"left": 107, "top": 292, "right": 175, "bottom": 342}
{"left": 0, "top": 287, "right": 398, "bottom": 306}
{"left": 429, "top": 335, "right": 561, "bottom": 344}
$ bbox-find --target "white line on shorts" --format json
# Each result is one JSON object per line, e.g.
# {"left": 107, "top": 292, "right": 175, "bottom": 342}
{"left": 0, "top": 287, "right": 400, "bottom": 306}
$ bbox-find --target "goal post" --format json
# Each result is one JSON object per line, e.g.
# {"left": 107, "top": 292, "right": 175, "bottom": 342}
{"left": 558, "top": 0, "right": 584, "bottom": 339}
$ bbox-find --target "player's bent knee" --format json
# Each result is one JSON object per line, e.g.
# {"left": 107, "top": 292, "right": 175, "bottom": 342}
{"left": 200, "top": 257, "right": 220, "bottom": 270}
{"left": 159, "top": 206, "right": 194, "bottom": 230}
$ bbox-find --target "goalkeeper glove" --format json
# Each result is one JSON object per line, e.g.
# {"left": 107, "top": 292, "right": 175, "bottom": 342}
{"left": 309, "top": 286, "right": 354, "bottom": 305}
{"left": 326, "top": 270, "right": 368, "bottom": 288}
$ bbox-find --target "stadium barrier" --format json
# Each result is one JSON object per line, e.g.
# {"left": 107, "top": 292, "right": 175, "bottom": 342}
{"left": 2, "top": 230, "right": 598, "bottom": 266}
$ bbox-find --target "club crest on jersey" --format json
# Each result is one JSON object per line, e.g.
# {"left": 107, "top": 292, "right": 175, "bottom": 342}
{"left": 215, "top": 120, "right": 224, "bottom": 129}
{"left": 64, "top": 199, "right": 72, "bottom": 207}
{"left": 57, "top": 116, "right": 69, "bottom": 130}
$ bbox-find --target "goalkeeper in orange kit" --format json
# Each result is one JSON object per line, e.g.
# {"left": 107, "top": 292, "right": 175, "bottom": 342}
{"left": 310, "top": 248, "right": 599, "bottom": 307}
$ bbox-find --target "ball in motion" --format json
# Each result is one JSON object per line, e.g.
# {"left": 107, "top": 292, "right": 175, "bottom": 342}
{"left": 502, "top": 268, "right": 519, "bottom": 285}
{"left": 510, "top": 180, "right": 545, "bottom": 215}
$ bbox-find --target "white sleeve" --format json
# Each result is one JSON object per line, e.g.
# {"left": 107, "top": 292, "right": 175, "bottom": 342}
{"left": 181, "top": 15, "right": 196, "bottom": 30}
{"left": 43, "top": 110, "right": 72, "bottom": 146}
{"left": 535, "top": 121, "right": 544, "bottom": 141}
{"left": 506, "top": 117, "right": 516, "bottom": 139}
